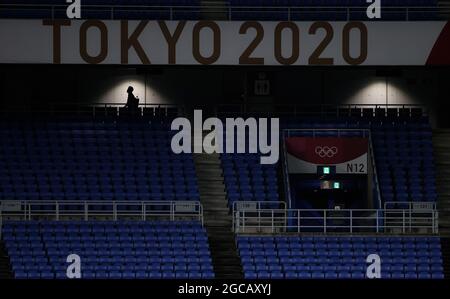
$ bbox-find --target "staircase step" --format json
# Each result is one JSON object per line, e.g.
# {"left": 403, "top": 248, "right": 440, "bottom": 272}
{"left": 0, "top": 241, "right": 13, "bottom": 279}
{"left": 432, "top": 130, "right": 450, "bottom": 234}
{"left": 440, "top": 238, "right": 450, "bottom": 278}
{"left": 194, "top": 152, "right": 243, "bottom": 279}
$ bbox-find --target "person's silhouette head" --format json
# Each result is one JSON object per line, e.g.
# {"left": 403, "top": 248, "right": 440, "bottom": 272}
{"left": 127, "top": 86, "right": 134, "bottom": 94}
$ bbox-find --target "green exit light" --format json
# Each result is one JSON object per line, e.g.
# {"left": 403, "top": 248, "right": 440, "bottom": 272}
{"left": 334, "top": 182, "right": 341, "bottom": 189}
{"left": 323, "top": 167, "right": 330, "bottom": 175}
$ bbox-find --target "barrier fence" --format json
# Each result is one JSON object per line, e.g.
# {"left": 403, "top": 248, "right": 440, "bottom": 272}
{"left": 233, "top": 205, "right": 438, "bottom": 234}
{"left": 0, "top": 4, "right": 446, "bottom": 21}
{"left": 0, "top": 200, "right": 204, "bottom": 225}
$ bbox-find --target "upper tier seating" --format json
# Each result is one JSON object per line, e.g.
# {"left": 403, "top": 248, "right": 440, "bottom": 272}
{"left": 0, "top": 0, "right": 439, "bottom": 20}
{"left": 228, "top": 0, "right": 437, "bottom": 6}
{"left": 0, "top": 0, "right": 200, "bottom": 4}
{"left": 0, "top": 120, "right": 199, "bottom": 202}
{"left": 221, "top": 154, "right": 279, "bottom": 206}
{"left": 238, "top": 236, "right": 444, "bottom": 279}
{"left": 228, "top": 0, "right": 439, "bottom": 21}
{"left": 372, "top": 121, "right": 436, "bottom": 204}
{"left": 2, "top": 220, "right": 214, "bottom": 279}
{"left": 0, "top": 0, "right": 201, "bottom": 20}
{"left": 280, "top": 111, "right": 436, "bottom": 206}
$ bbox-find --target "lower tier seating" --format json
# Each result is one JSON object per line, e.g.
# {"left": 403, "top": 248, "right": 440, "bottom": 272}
{"left": 238, "top": 236, "right": 444, "bottom": 279}
{"left": 2, "top": 221, "right": 214, "bottom": 279}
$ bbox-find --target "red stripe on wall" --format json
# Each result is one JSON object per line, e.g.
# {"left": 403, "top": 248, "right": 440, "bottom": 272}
{"left": 427, "top": 21, "right": 450, "bottom": 65}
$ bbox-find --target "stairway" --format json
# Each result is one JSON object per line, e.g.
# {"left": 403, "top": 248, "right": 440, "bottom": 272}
{"left": 0, "top": 240, "right": 13, "bottom": 279}
{"left": 440, "top": 238, "right": 450, "bottom": 279}
{"left": 194, "top": 153, "right": 243, "bottom": 279}
{"left": 201, "top": 0, "right": 229, "bottom": 20}
{"left": 432, "top": 129, "right": 450, "bottom": 236}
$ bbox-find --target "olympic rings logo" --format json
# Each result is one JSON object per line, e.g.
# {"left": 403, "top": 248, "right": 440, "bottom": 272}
{"left": 315, "top": 146, "right": 338, "bottom": 158}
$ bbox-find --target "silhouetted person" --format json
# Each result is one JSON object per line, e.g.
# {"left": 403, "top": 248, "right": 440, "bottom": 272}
{"left": 125, "top": 86, "right": 139, "bottom": 112}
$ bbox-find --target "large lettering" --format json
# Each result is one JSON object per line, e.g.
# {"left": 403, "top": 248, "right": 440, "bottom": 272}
{"left": 34, "top": 20, "right": 372, "bottom": 65}
{"left": 80, "top": 20, "right": 108, "bottom": 64}
{"left": 121, "top": 20, "right": 150, "bottom": 64}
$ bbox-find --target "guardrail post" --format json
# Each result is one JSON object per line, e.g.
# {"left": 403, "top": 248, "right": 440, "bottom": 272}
{"left": 435, "top": 211, "right": 439, "bottom": 234}
{"left": 56, "top": 202, "right": 59, "bottom": 221}
{"left": 200, "top": 203, "right": 204, "bottom": 227}
{"left": 258, "top": 208, "right": 261, "bottom": 232}
{"left": 350, "top": 210, "right": 353, "bottom": 233}
{"left": 323, "top": 210, "right": 327, "bottom": 233}
{"left": 409, "top": 208, "right": 412, "bottom": 233}
{"left": 84, "top": 201, "right": 88, "bottom": 221}
{"left": 402, "top": 210, "right": 405, "bottom": 234}
{"left": 271, "top": 210, "right": 274, "bottom": 233}
{"left": 376, "top": 210, "right": 379, "bottom": 233}
{"left": 243, "top": 210, "right": 246, "bottom": 234}
{"left": 297, "top": 211, "right": 300, "bottom": 233}
{"left": 113, "top": 202, "right": 117, "bottom": 221}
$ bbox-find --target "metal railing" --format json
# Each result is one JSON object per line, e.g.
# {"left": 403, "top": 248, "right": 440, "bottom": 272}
{"left": 283, "top": 128, "right": 370, "bottom": 138}
{"left": 232, "top": 201, "right": 286, "bottom": 231}
{"left": 233, "top": 207, "right": 438, "bottom": 234}
{"left": 0, "top": 4, "right": 446, "bottom": 21}
{"left": 385, "top": 201, "right": 437, "bottom": 210}
{"left": 46, "top": 102, "right": 183, "bottom": 118}
{"left": 368, "top": 131, "right": 382, "bottom": 209}
{"left": 281, "top": 135, "right": 292, "bottom": 208}
{"left": 0, "top": 200, "right": 203, "bottom": 225}
{"left": 1, "top": 103, "right": 427, "bottom": 120}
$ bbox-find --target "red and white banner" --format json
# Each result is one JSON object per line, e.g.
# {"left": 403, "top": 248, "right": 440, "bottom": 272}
{"left": 286, "top": 137, "right": 368, "bottom": 174}
{"left": 0, "top": 20, "right": 449, "bottom": 65}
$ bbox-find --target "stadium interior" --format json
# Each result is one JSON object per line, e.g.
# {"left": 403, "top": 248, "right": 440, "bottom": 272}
{"left": 1, "top": 0, "right": 450, "bottom": 282}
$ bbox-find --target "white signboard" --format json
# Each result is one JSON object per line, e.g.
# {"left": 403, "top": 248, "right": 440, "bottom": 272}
{"left": 0, "top": 20, "right": 448, "bottom": 65}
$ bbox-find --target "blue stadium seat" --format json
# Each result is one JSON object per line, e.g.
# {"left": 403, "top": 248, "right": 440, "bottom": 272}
{"left": 238, "top": 236, "right": 444, "bottom": 280}
{"left": 3, "top": 220, "right": 213, "bottom": 280}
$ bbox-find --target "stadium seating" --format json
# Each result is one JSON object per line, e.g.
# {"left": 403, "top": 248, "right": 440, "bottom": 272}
{"left": 0, "top": 0, "right": 201, "bottom": 20}
{"left": 2, "top": 220, "right": 214, "bottom": 279}
{"left": 228, "top": 0, "right": 438, "bottom": 6}
{"left": 280, "top": 112, "right": 436, "bottom": 206}
{"left": 372, "top": 121, "right": 436, "bottom": 204}
{"left": 0, "top": 1, "right": 201, "bottom": 5}
{"left": 0, "top": 120, "right": 199, "bottom": 202}
{"left": 228, "top": 0, "right": 439, "bottom": 21}
{"left": 238, "top": 236, "right": 444, "bottom": 279}
{"left": 221, "top": 154, "right": 279, "bottom": 205}
{"left": 0, "top": 0, "right": 440, "bottom": 20}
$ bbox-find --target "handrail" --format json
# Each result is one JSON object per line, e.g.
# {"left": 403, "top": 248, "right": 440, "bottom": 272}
{"left": 368, "top": 130, "right": 382, "bottom": 209}
{"left": 384, "top": 201, "right": 437, "bottom": 210}
{"left": 0, "top": 200, "right": 203, "bottom": 224}
{"left": 281, "top": 131, "right": 292, "bottom": 208}
{"left": 232, "top": 201, "right": 285, "bottom": 231}
{"left": 284, "top": 128, "right": 370, "bottom": 137}
{"left": 0, "top": 4, "right": 445, "bottom": 21}
{"left": 233, "top": 207, "right": 438, "bottom": 234}
{"left": 0, "top": 103, "right": 428, "bottom": 119}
